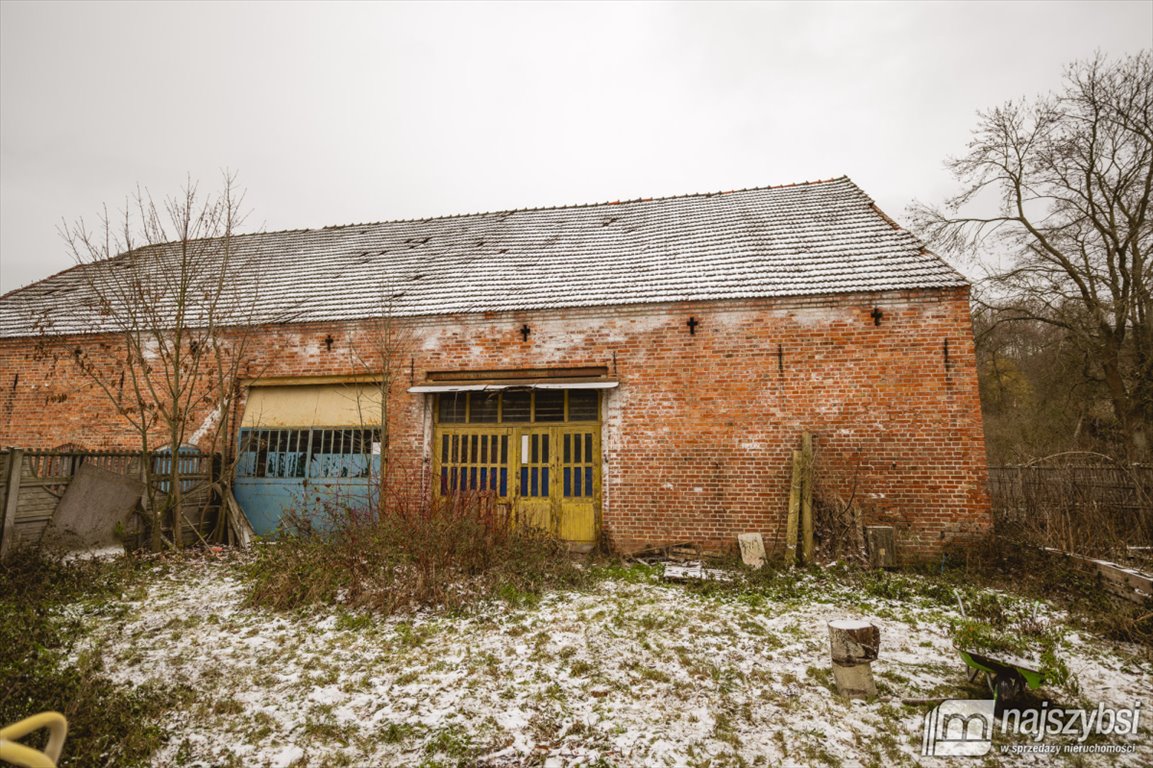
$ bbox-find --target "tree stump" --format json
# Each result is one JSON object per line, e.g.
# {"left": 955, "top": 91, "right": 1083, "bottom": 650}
{"left": 828, "top": 619, "right": 880, "bottom": 699}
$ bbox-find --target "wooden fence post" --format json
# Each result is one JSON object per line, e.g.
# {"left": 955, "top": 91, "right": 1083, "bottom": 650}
{"left": 1, "top": 448, "right": 25, "bottom": 560}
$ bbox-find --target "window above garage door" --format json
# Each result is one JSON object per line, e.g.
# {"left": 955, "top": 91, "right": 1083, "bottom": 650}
{"left": 435, "top": 389, "right": 600, "bottom": 424}
{"left": 236, "top": 427, "right": 379, "bottom": 479}
{"left": 411, "top": 367, "right": 616, "bottom": 426}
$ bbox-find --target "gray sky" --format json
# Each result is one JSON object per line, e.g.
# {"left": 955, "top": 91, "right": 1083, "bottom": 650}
{"left": 1, "top": 0, "right": 1150, "bottom": 293}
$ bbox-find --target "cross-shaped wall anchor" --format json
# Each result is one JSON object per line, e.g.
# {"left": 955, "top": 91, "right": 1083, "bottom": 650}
{"left": 871, "top": 307, "right": 884, "bottom": 326}
{"left": 687, "top": 316, "right": 699, "bottom": 335}
{"left": 520, "top": 324, "right": 531, "bottom": 342}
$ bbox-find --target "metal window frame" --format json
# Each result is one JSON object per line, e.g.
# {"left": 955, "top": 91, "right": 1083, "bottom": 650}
{"left": 431, "top": 389, "right": 604, "bottom": 426}
{"left": 235, "top": 426, "right": 380, "bottom": 479}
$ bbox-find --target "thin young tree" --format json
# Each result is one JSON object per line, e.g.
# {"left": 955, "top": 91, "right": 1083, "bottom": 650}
{"left": 912, "top": 51, "right": 1152, "bottom": 460}
{"left": 58, "top": 172, "right": 256, "bottom": 549}
{"left": 348, "top": 290, "right": 413, "bottom": 514}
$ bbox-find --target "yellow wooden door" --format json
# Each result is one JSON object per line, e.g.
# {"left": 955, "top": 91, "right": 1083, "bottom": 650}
{"left": 514, "top": 429, "right": 553, "bottom": 531}
{"left": 434, "top": 429, "right": 510, "bottom": 496}
{"left": 432, "top": 394, "right": 601, "bottom": 544}
{"left": 556, "top": 427, "right": 598, "bottom": 543}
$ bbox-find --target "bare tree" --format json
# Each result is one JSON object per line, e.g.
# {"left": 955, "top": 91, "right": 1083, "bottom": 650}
{"left": 912, "top": 51, "right": 1152, "bottom": 460}
{"left": 58, "top": 172, "right": 257, "bottom": 549}
{"left": 348, "top": 291, "right": 413, "bottom": 513}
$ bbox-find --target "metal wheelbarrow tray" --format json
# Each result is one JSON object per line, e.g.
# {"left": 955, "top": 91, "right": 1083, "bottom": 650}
{"left": 958, "top": 648, "right": 1045, "bottom": 702}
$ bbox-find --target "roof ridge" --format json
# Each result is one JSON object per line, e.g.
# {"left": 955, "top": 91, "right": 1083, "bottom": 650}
{"left": 208, "top": 176, "right": 858, "bottom": 242}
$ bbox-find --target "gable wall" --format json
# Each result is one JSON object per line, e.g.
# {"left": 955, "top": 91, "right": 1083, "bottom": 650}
{"left": 0, "top": 286, "right": 990, "bottom": 562}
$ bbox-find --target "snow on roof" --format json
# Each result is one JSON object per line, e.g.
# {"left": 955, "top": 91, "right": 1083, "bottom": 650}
{"left": 0, "top": 176, "right": 966, "bottom": 338}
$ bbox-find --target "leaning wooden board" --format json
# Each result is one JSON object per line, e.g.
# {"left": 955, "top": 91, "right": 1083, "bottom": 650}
{"left": 1043, "top": 547, "right": 1153, "bottom": 604}
{"left": 785, "top": 449, "right": 802, "bottom": 565}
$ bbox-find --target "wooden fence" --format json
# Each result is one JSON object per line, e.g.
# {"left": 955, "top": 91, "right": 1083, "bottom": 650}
{"left": 988, "top": 463, "right": 1153, "bottom": 557}
{"left": 0, "top": 448, "right": 219, "bottom": 558}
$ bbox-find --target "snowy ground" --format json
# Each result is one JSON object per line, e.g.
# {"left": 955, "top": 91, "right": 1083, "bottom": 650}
{"left": 68, "top": 555, "right": 1151, "bottom": 767}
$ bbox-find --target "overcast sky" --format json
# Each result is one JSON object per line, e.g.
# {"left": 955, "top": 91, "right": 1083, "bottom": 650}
{"left": 1, "top": 0, "right": 1150, "bottom": 293}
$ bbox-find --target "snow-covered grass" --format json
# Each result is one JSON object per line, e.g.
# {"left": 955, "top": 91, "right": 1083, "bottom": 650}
{"left": 61, "top": 553, "right": 1152, "bottom": 767}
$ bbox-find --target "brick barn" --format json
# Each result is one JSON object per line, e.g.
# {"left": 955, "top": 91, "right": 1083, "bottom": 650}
{"left": 0, "top": 177, "right": 991, "bottom": 561}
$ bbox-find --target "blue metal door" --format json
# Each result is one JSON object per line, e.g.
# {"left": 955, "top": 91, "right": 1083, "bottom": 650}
{"left": 234, "top": 427, "right": 380, "bottom": 536}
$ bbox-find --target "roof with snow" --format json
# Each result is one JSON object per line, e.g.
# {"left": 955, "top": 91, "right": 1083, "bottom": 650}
{"left": 0, "top": 176, "right": 966, "bottom": 338}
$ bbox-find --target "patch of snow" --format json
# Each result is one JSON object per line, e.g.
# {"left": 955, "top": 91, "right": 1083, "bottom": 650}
{"left": 68, "top": 556, "right": 1153, "bottom": 767}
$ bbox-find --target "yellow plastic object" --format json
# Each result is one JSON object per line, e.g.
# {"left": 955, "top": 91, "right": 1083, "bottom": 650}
{"left": 0, "top": 712, "right": 68, "bottom": 768}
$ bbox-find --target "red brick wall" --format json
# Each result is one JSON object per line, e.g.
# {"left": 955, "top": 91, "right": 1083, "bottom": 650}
{"left": 0, "top": 287, "right": 991, "bottom": 562}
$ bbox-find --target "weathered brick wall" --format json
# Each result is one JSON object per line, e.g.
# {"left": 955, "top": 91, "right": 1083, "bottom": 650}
{"left": 0, "top": 287, "right": 990, "bottom": 562}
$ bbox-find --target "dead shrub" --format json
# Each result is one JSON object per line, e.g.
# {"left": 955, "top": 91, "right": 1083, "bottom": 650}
{"left": 243, "top": 490, "right": 586, "bottom": 615}
{"left": 812, "top": 494, "right": 867, "bottom": 565}
{"left": 811, "top": 454, "right": 869, "bottom": 565}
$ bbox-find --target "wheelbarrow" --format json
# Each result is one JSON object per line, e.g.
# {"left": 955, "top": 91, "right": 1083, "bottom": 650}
{"left": 958, "top": 648, "right": 1045, "bottom": 702}
{"left": 951, "top": 590, "right": 1045, "bottom": 703}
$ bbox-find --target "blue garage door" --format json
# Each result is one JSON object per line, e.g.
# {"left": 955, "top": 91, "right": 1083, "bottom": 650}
{"left": 234, "top": 426, "right": 380, "bottom": 536}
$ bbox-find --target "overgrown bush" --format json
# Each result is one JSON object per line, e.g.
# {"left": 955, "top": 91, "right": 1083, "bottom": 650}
{"left": 243, "top": 491, "right": 587, "bottom": 614}
{"left": 0, "top": 549, "right": 181, "bottom": 767}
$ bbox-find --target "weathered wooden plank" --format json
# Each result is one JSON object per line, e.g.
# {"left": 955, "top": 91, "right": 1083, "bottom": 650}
{"left": 800, "top": 433, "right": 814, "bottom": 564}
{"left": 16, "top": 495, "right": 59, "bottom": 511}
{"left": 15, "top": 517, "right": 49, "bottom": 531}
{"left": 20, "top": 488, "right": 57, "bottom": 501}
{"left": 15, "top": 495, "right": 57, "bottom": 512}
{"left": 662, "top": 563, "right": 732, "bottom": 582}
{"left": 785, "top": 449, "right": 802, "bottom": 565}
{"left": 13, "top": 479, "right": 75, "bottom": 489}
{"left": 1, "top": 448, "right": 24, "bottom": 559}
{"left": 865, "top": 526, "right": 897, "bottom": 568}
{"left": 1043, "top": 547, "right": 1153, "bottom": 604}
{"left": 225, "top": 489, "right": 255, "bottom": 548}
{"left": 17, "top": 504, "right": 58, "bottom": 517}
{"left": 22, "top": 504, "right": 60, "bottom": 518}
{"left": 16, "top": 496, "right": 55, "bottom": 512}
{"left": 1089, "top": 562, "right": 1152, "bottom": 593}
